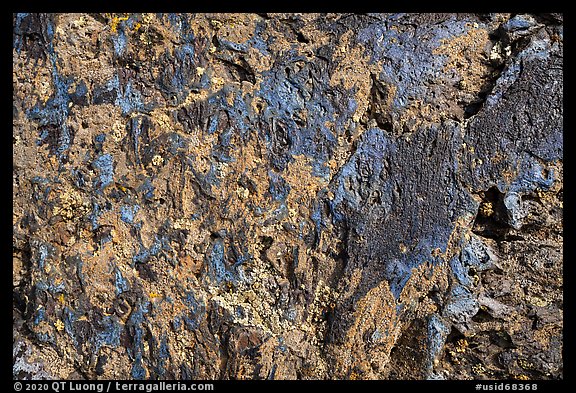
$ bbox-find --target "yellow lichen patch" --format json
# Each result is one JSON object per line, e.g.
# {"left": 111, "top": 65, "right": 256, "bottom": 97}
{"left": 399, "top": 243, "right": 408, "bottom": 253}
{"left": 527, "top": 295, "right": 549, "bottom": 307}
{"left": 108, "top": 14, "right": 130, "bottom": 33}
{"left": 54, "top": 319, "right": 65, "bottom": 332}
{"left": 110, "top": 119, "right": 126, "bottom": 142}
{"left": 210, "top": 76, "right": 225, "bottom": 92}
{"left": 448, "top": 350, "right": 461, "bottom": 364}
{"left": 306, "top": 281, "right": 338, "bottom": 339}
{"left": 455, "top": 338, "right": 469, "bottom": 353}
{"left": 150, "top": 108, "right": 179, "bottom": 133}
{"left": 472, "top": 363, "right": 486, "bottom": 375}
{"left": 349, "top": 371, "right": 361, "bottom": 380}
{"left": 38, "top": 78, "right": 53, "bottom": 105}
{"left": 210, "top": 19, "right": 223, "bottom": 30}
{"left": 479, "top": 201, "right": 494, "bottom": 217}
{"left": 236, "top": 186, "right": 250, "bottom": 200}
{"left": 151, "top": 155, "right": 164, "bottom": 166}
{"left": 518, "top": 359, "right": 534, "bottom": 370}
{"left": 514, "top": 374, "right": 530, "bottom": 380}
{"left": 52, "top": 188, "right": 91, "bottom": 221}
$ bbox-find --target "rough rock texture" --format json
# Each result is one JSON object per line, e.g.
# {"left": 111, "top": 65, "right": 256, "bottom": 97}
{"left": 13, "top": 13, "right": 563, "bottom": 380}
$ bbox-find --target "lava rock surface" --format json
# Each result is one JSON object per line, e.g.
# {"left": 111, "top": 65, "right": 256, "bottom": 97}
{"left": 13, "top": 13, "right": 563, "bottom": 380}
